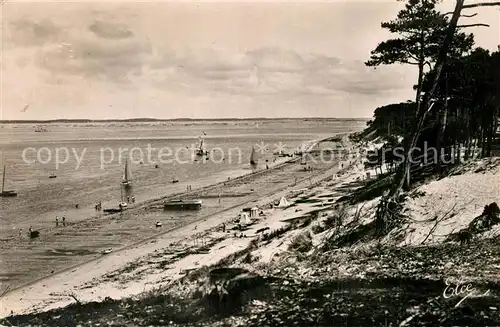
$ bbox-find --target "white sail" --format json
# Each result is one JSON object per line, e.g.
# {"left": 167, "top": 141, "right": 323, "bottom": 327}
{"left": 250, "top": 146, "right": 256, "bottom": 165}
{"left": 199, "top": 137, "right": 204, "bottom": 151}
{"left": 123, "top": 159, "right": 128, "bottom": 181}
{"left": 122, "top": 159, "right": 131, "bottom": 184}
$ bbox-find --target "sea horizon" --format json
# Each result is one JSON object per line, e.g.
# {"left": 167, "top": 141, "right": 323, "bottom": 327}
{"left": 0, "top": 117, "right": 370, "bottom": 124}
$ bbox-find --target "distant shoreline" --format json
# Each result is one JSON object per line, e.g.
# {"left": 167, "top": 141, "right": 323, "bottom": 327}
{"left": 0, "top": 117, "right": 369, "bottom": 124}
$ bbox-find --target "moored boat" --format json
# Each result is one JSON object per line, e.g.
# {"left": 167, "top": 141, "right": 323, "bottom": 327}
{"left": 196, "top": 137, "right": 208, "bottom": 156}
{"left": 103, "top": 208, "right": 124, "bottom": 214}
{"left": 1, "top": 165, "right": 17, "bottom": 197}
{"left": 163, "top": 199, "right": 202, "bottom": 211}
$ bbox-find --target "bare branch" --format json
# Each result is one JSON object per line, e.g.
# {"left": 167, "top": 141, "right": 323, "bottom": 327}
{"left": 407, "top": 53, "right": 421, "bottom": 62}
{"left": 463, "top": 1, "right": 500, "bottom": 9}
{"left": 421, "top": 203, "right": 457, "bottom": 245}
{"left": 69, "top": 292, "right": 82, "bottom": 305}
{"left": 443, "top": 12, "right": 478, "bottom": 17}
{"left": 404, "top": 61, "right": 420, "bottom": 66}
{"left": 458, "top": 23, "right": 490, "bottom": 27}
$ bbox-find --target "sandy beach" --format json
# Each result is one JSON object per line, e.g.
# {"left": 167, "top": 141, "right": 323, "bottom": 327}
{"left": 1, "top": 135, "right": 356, "bottom": 317}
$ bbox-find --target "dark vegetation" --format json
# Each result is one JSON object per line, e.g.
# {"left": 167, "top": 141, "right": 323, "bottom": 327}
{"left": 8, "top": 236, "right": 500, "bottom": 327}
{"left": 352, "top": 0, "right": 500, "bottom": 236}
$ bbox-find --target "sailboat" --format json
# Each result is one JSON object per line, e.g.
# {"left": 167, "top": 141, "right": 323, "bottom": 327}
{"left": 1, "top": 165, "right": 17, "bottom": 197}
{"left": 103, "top": 169, "right": 129, "bottom": 213}
{"left": 119, "top": 186, "right": 128, "bottom": 208}
{"left": 196, "top": 137, "right": 207, "bottom": 156}
{"left": 121, "top": 159, "right": 132, "bottom": 189}
{"left": 250, "top": 146, "right": 257, "bottom": 166}
{"left": 102, "top": 186, "right": 128, "bottom": 214}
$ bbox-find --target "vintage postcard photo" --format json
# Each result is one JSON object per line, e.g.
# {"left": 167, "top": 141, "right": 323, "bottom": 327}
{"left": 0, "top": 0, "right": 499, "bottom": 326}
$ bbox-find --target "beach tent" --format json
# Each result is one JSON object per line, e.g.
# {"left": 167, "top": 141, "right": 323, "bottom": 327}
{"left": 277, "top": 196, "right": 290, "bottom": 208}
{"left": 239, "top": 212, "right": 251, "bottom": 226}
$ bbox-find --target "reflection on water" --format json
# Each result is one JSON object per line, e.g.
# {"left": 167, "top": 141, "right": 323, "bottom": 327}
{"left": 0, "top": 120, "right": 365, "bottom": 237}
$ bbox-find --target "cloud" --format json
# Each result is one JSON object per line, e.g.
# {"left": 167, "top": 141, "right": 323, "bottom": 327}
{"left": 36, "top": 38, "right": 152, "bottom": 83}
{"left": 8, "top": 18, "right": 62, "bottom": 46}
{"left": 7, "top": 16, "right": 411, "bottom": 100}
{"left": 2, "top": 7, "right": 415, "bottom": 120}
{"left": 6, "top": 13, "right": 150, "bottom": 83}
{"left": 145, "top": 47, "right": 410, "bottom": 98}
{"left": 89, "top": 20, "right": 134, "bottom": 39}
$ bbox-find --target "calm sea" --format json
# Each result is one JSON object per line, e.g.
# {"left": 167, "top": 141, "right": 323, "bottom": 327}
{"left": 0, "top": 119, "right": 365, "bottom": 236}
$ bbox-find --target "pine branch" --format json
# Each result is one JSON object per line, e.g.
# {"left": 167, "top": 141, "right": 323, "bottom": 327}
{"left": 463, "top": 1, "right": 500, "bottom": 9}
{"left": 443, "top": 12, "right": 477, "bottom": 17}
{"left": 457, "top": 23, "right": 490, "bottom": 27}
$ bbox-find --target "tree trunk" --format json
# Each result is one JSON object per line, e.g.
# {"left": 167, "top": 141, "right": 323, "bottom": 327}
{"left": 486, "top": 120, "right": 494, "bottom": 157}
{"left": 389, "top": 0, "right": 465, "bottom": 198}
{"left": 436, "top": 84, "right": 449, "bottom": 174}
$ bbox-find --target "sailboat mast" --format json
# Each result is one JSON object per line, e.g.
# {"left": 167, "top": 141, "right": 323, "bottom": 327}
{"left": 124, "top": 159, "right": 128, "bottom": 181}
{"left": 2, "top": 165, "right": 5, "bottom": 193}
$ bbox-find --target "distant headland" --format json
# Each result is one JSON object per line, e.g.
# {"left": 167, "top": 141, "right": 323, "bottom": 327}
{"left": 0, "top": 117, "right": 369, "bottom": 124}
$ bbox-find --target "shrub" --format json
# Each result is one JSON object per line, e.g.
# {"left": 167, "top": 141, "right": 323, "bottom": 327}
{"left": 289, "top": 231, "right": 313, "bottom": 253}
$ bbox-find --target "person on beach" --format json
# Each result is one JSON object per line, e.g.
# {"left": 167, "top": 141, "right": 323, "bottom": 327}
{"left": 127, "top": 196, "right": 130, "bottom": 203}
{"left": 19, "top": 229, "right": 22, "bottom": 238}
{"left": 55, "top": 216, "right": 59, "bottom": 226}
{"left": 222, "top": 223, "right": 226, "bottom": 233}
{"left": 62, "top": 217, "right": 66, "bottom": 226}
{"left": 131, "top": 196, "right": 135, "bottom": 203}
{"left": 29, "top": 226, "right": 33, "bottom": 233}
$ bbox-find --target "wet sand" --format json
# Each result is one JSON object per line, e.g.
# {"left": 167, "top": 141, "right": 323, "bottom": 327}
{"left": 0, "top": 138, "right": 344, "bottom": 292}
{"left": 0, "top": 136, "right": 357, "bottom": 317}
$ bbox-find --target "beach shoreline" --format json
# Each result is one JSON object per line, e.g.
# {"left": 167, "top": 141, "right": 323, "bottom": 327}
{"left": 1, "top": 134, "right": 356, "bottom": 317}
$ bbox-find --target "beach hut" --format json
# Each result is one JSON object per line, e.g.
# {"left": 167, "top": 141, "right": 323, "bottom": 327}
{"left": 277, "top": 196, "right": 290, "bottom": 208}
{"left": 250, "top": 207, "right": 259, "bottom": 218}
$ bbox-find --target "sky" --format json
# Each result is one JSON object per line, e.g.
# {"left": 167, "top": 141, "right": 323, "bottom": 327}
{"left": 1, "top": 0, "right": 499, "bottom": 120}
